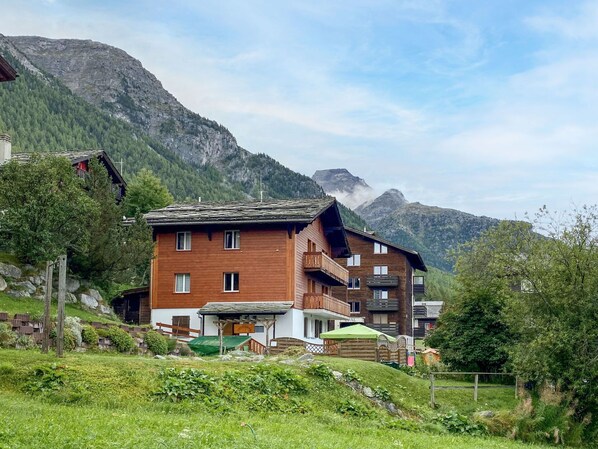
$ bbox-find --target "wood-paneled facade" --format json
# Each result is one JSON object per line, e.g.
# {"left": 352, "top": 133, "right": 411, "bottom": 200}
{"left": 331, "top": 228, "right": 426, "bottom": 338}
{"left": 145, "top": 198, "right": 351, "bottom": 345}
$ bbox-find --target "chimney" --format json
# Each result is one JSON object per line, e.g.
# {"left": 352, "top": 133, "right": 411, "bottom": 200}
{"left": 0, "top": 134, "right": 11, "bottom": 164}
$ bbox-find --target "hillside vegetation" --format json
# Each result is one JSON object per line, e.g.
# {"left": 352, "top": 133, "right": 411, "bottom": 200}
{"left": 0, "top": 350, "right": 552, "bottom": 449}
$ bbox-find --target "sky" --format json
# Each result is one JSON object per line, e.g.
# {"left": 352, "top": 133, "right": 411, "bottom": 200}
{"left": 2, "top": 0, "right": 598, "bottom": 220}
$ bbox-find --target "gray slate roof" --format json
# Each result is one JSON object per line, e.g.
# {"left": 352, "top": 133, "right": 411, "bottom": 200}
{"left": 145, "top": 197, "right": 337, "bottom": 226}
{"left": 199, "top": 301, "right": 293, "bottom": 315}
{"left": 11, "top": 150, "right": 105, "bottom": 164}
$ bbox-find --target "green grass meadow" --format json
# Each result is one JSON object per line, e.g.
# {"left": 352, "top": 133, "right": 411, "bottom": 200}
{"left": 0, "top": 350, "right": 554, "bottom": 449}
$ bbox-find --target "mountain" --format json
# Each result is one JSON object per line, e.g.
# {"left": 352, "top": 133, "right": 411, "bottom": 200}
{"left": 7, "top": 35, "right": 323, "bottom": 200}
{"left": 313, "top": 168, "right": 501, "bottom": 271}
{"left": 312, "top": 169, "right": 375, "bottom": 209}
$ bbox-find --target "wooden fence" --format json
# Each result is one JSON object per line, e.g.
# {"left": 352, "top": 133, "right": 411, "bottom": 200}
{"left": 429, "top": 372, "right": 517, "bottom": 407}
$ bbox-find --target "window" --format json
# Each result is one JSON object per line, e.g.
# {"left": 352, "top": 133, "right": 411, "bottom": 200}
{"left": 425, "top": 322, "right": 435, "bottom": 330}
{"left": 413, "top": 276, "right": 424, "bottom": 285}
{"left": 374, "top": 242, "right": 388, "bottom": 254}
{"left": 223, "top": 272, "right": 239, "bottom": 292}
{"left": 373, "top": 289, "right": 389, "bottom": 299}
{"left": 349, "top": 301, "right": 361, "bottom": 313}
{"left": 347, "top": 254, "right": 361, "bottom": 266}
{"left": 172, "top": 316, "right": 190, "bottom": 336}
{"left": 307, "top": 239, "right": 317, "bottom": 252}
{"left": 373, "top": 266, "right": 388, "bottom": 275}
{"left": 254, "top": 325, "right": 265, "bottom": 333}
{"left": 174, "top": 273, "right": 190, "bottom": 293}
{"left": 372, "top": 313, "right": 388, "bottom": 324}
{"left": 176, "top": 232, "right": 191, "bottom": 251}
{"left": 304, "top": 317, "right": 309, "bottom": 338}
{"left": 348, "top": 277, "right": 361, "bottom": 290}
{"left": 224, "top": 230, "right": 240, "bottom": 249}
{"left": 314, "top": 319, "right": 323, "bottom": 338}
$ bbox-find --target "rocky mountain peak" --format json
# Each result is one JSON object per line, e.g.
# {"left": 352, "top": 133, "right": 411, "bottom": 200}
{"left": 355, "top": 188, "right": 409, "bottom": 225}
{"left": 312, "top": 168, "right": 375, "bottom": 209}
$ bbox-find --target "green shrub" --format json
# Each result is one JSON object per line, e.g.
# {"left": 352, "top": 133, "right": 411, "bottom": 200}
{"left": 96, "top": 328, "right": 110, "bottom": 338}
{"left": 373, "top": 386, "right": 392, "bottom": 402}
{"left": 282, "top": 345, "right": 307, "bottom": 357}
{"left": 0, "top": 323, "right": 17, "bottom": 348}
{"left": 166, "top": 337, "right": 177, "bottom": 353}
{"left": 15, "top": 334, "right": 37, "bottom": 350}
{"left": 106, "top": 326, "right": 136, "bottom": 353}
{"left": 343, "top": 369, "right": 362, "bottom": 384}
{"left": 337, "top": 399, "right": 372, "bottom": 417}
{"left": 81, "top": 325, "right": 99, "bottom": 346}
{"left": 144, "top": 330, "right": 168, "bottom": 355}
{"left": 49, "top": 327, "right": 77, "bottom": 351}
{"left": 24, "top": 364, "right": 66, "bottom": 394}
{"left": 29, "top": 311, "right": 44, "bottom": 323}
{"left": 433, "top": 411, "right": 486, "bottom": 436}
{"left": 178, "top": 343, "right": 192, "bottom": 357}
{"left": 306, "top": 363, "right": 334, "bottom": 381}
{"left": 156, "top": 368, "right": 216, "bottom": 402}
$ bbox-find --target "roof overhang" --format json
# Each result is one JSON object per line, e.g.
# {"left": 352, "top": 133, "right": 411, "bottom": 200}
{"left": 198, "top": 301, "right": 293, "bottom": 316}
{"left": 0, "top": 55, "right": 17, "bottom": 83}
{"left": 303, "top": 309, "right": 350, "bottom": 320}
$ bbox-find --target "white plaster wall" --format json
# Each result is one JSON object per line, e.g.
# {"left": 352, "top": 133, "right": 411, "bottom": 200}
{"left": 151, "top": 308, "right": 200, "bottom": 330}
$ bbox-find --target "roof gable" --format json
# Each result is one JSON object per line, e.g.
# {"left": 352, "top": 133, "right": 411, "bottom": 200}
{"left": 345, "top": 227, "right": 427, "bottom": 271}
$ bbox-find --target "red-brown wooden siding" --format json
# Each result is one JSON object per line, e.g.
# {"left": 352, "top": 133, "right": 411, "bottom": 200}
{"left": 294, "top": 218, "right": 333, "bottom": 309}
{"left": 332, "top": 233, "right": 413, "bottom": 335}
{"left": 152, "top": 228, "right": 291, "bottom": 309}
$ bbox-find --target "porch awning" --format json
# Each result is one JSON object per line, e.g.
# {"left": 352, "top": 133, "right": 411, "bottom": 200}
{"left": 198, "top": 301, "right": 293, "bottom": 316}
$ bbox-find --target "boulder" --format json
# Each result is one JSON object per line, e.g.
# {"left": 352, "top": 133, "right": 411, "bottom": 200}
{"left": 29, "top": 275, "right": 44, "bottom": 286}
{"left": 66, "top": 278, "right": 80, "bottom": 293}
{"left": 297, "top": 353, "right": 314, "bottom": 363}
{"left": 100, "top": 304, "right": 112, "bottom": 315}
{"left": 476, "top": 410, "right": 495, "bottom": 418}
{"left": 11, "top": 290, "right": 31, "bottom": 298}
{"left": 154, "top": 355, "right": 166, "bottom": 360}
{"left": 332, "top": 370, "right": 343, "bottom": 381}
{"left": 12, "top": 280, "right": 36, "bottom": 295}
{"left": 80, "top": 293, "right": 99, "bottom": 309}
{"left": 363, "top": 386, "right": 374, "bottom": 398}
{"left": 88, "top": 289, "right": 103, "bottom": 302}
{"left": 0, "top": 262, "right": 22, "bottom": 279}
{"left": 65, "top": 292, "right": 78, "bottom": 304}
{"left": 0, "top": 276, "right": 6, "bottom": 292}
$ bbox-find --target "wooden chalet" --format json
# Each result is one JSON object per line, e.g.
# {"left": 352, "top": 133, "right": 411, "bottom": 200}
{"left": 331, "top": 227, "right": 426, "bottom": 342}
{"left": 144, "top": 198, "right": 352, "bottom": 346}
{"left": 7, "top": 149, "right": 126, "bottom": 199}
{"left": 0, "top": 54, "right": 17, "bottom": 83}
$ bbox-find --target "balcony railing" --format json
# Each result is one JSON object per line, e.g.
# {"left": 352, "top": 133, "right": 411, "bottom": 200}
{"left": 366, "top": 298, "right": 399, "bottom": 311}
{"left": 303, "top": 293, "right": 350, "bottom": 317}
{"left": 367, "top": 323, "right": 398, "bottom": 336}
{"left": 366, "top": 274, "right": 399, "bottom": 288}
{"left": 303, "top": 252, "right": 349, "bottom": 286}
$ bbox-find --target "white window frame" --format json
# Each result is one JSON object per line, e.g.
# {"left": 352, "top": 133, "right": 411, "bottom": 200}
{"left": 374, "top": 266, "right": 388, "bottom": 275}
{"left": 176, "top": 231, "right": 192, "bottom": 251}
{"left": 374, "top": 242, "right": 388, "bottom": 254}
{"left": 348, "top": 277, "right": 361, "bottom": 290}
{"left": 373, "top": 289, "right": 389, "bottom": 300}
{"left": 174, "top": 273, "right": 190, "bottom": 293}
{"left": 347, "top": 254, "right": 361, "bottom": 267}
{"left": 349, "top": 301, "right": 361, "bottom": 314}
{"left": 223, "top": 272, "right": 240, "bottom": 292}
{"left": 224, "top": 230, "right": 240, "bottom": 250}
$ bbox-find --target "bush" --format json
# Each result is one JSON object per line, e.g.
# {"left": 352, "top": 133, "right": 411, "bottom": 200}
{"left": 106, "top": 326, "right": 136, "bottom": 353}
{"left": 337, "top": 399, "right": 372, "bottom": 417}
{"left": 144, "top": 330, "right": 168, "bottom": 355}
{"left": 282, "top": 346, "right": 307, "bottom": 357}
{"left": 433, "top": 411, "right": 486, "bottom": 436}
{"left": 15, "top": 334, "right": 37, "bottom": 350}
{"left": 0, "top": 323, "right": 17, "bottom": 348}
{"left": 49, "top": 327, "right": 77, "bottom": 351}
{"left": 306, "top": 363, "right": 334, "bottom": 381}
{"left": 81, "top": 325, "right": 99, "bottom": 346}
{"left": 25, "top": 364, "right": 66, "bottom": 394}
{"left": 343, "top": 369, "right": 362, "bottom": 384}
{"left": 373, "top": 386, "right": 392, "bottom": 402}
{"left": 178, "top": 344, "right": 192, "bottom": 357}
{"left": 156, "top": 368, "right": 217, "bottom": 402}
{"left": 166, "top": 337, "right": 177, "bottom": 353}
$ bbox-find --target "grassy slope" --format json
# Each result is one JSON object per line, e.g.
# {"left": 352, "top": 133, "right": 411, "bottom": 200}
{"left": 0, "top": 292, "right": 120, "bottom": 324}
{"left": 0, "top": 350, "right": 552, "bottom": 449}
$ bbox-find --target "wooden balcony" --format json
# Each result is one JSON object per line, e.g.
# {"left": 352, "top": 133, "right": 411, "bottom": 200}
{"left": 413, "top": 276, "right": 425, "bottom": 295}
{"left": 366, "top": 298, "right": 399, "bottom": 312}
{"left": 303, "top": 252, "right": 349, "bottom": 286}
{"left": 303, "top": 293, "right": 350, "bottom": 317}
{"left": 366, "top": 274, "right": 399, "bottom": 288}
{"left": 367, "top": 323, "right": 398, "bottom": 336}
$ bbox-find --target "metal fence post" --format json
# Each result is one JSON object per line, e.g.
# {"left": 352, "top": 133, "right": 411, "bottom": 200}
{"left": 474, "top": 374, "right": 479, "bottom": 402}
{"left": 56, "top": 255, "right": 67, "bottom": 357}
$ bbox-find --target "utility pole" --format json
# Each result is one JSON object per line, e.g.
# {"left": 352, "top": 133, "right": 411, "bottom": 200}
{"left": 55, "top": 255, "right": 67, "bottom": 357}
{"left": 41, "top": 260, "right": 54, "bottom": 353}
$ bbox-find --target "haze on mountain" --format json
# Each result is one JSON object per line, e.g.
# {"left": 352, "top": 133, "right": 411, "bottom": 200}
{"left": 313, "top": 168, "right": 500, "bottom": 271}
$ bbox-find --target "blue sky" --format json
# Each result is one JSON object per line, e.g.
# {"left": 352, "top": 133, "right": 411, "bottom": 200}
{"left": 3, "top": 0, "right": 598, "bottom": 219}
